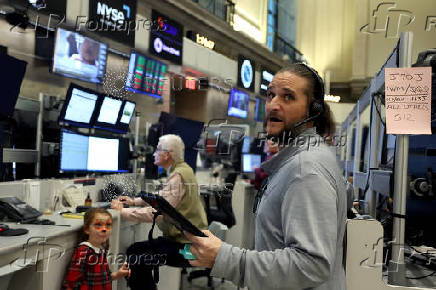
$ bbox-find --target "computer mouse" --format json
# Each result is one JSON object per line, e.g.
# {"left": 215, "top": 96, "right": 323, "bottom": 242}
{"left": 41, "top": 219, "right": 55, "bottom": 225}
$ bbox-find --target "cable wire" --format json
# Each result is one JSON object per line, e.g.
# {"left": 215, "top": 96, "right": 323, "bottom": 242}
{"left": 406, "top": 270, "right": 436, "bottom": 280}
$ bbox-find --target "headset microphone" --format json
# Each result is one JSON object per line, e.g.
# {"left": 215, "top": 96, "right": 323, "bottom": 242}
{"left": 293, "top": 112, "right": 321, "bottom": 130}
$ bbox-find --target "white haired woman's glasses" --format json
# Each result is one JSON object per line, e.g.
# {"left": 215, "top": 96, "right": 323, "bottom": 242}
{"left": 154, "top": 148, "right": 172, "bottom": 153}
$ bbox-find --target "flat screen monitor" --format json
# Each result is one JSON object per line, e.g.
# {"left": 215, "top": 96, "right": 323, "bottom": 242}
{"left": 59, "top": 83, "right": 99, "bottom": 127}
{"left": 60, "top": 130, "right": 129, "bottom": 173}
{"left": 242, "top": 136, "right": 251, "bottom": 153}
{"left": 60, "top": 130, "right": 89, "bottom": 172}
{"left": 255, "top": 97, "right": 266, "bottom": 122}
{"left": 242, "top": 153, "right": 262, "bottom": 173}
{"left": 0, "top": 54, "right": 27, "bottom": 119}
{"left": 94, "top": 95, "right": 123, "bottom": 132}
{"left": 227, "top": 89, "right": 249, "bottom": 119}
{"left": 52, "top": 28, "right": 107, "bottom": 84}
{"left": 116, "top": 100, "right": 136, "bottom": 133}
{"left": 87, "top": 136, "right": 119, "bottom": 172}
{"left": 125, "top": 51, "right": 167, "bottom": 98}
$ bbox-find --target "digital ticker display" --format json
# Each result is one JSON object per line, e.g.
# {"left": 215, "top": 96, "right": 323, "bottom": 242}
{"left": 125, "top": 51, "right": 167, "bottom": 98}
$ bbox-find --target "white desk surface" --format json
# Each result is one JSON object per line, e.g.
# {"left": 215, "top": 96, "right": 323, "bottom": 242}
{"left": 0, "top": 216, "right": 81, "bottom": 256}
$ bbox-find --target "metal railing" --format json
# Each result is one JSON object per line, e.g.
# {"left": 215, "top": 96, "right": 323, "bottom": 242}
{"left": 273, "top": 33, "right": 304, "bottom": 63}
{"left": 192, "top": 0, "right": 235, "bottom": 23}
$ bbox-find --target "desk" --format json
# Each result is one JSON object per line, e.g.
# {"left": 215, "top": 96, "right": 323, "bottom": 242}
{"left": 0, "top": 210, "right": 120, "bottom": 290}
{"left": 223, "top": 180, "right": 256, "bottom": 250}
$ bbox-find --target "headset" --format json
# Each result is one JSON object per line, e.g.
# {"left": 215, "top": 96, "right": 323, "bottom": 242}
{"left": 293, "top": 62, "right": 326, "bottom": 129}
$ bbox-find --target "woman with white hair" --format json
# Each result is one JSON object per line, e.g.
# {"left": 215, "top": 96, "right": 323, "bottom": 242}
{"left": 111, "top": 134, "right": 208, "bottom": 290}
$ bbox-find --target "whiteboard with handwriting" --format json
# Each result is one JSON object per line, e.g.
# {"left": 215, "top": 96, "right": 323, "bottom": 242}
{"left": 385, "top": 67, "right": 432, "bottom": 135}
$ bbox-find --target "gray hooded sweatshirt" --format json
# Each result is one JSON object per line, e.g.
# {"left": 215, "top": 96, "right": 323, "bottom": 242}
{"left": 211, "top": 128, "right": 347, "bottom": 290}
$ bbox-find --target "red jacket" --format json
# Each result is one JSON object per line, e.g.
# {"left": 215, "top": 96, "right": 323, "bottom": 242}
{"left": 62, "top": 244, "right": 112, "bottom": 290}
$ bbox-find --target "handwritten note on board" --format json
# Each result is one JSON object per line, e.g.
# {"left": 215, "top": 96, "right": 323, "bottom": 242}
{"left": 385, "top": 67, "right": 432, "bottom": 135}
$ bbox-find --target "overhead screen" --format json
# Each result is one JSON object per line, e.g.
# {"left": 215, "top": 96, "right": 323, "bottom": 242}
{"left": 60, "top": 130, "right": 128, "bottom": 173}
{"left": 125, "top": 51, "right": 167, "bottom": 98}
{"left": 52, "top": 28, "right": 107, "bottom": 84}
{"left": 255, "top": 98, "right": 266, "bottom": 122}
{"left": 227, "top": 88, "right": 249, "bottom": 119}
{"left": 0, "top": 54, "right": 27, "bottom": 119}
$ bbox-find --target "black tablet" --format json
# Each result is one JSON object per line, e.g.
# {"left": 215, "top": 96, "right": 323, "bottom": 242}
{"left": 140, "top": 192, "right": 207, "bottom": 237}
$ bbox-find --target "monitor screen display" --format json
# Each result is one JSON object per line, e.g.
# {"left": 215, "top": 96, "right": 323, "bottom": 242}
{"left": 87, "top": 136, "right": 119, "bottom": 172}
{"left": 114, "top": 100, "right": 136, "bottom": 134}
{"left": 125, "top": 51, "right": 167, "bottom": 98}
{"left": 120, "top": 101, "right": 136, "bottom": 124}
{"left": 0, "top": 54, "right": 27, "bottom": 118}
{"left": 59, "top": 84, "right": 99, "bottom": 127}
{"left": 60, "top": 130, "right": 129, "bottom": 173}
{"left": 60, "top": 130, "right": 89, "bottom": 172}
{"left": 227, "top": 89, "right": 249, "bottom": 119}
{"left": 242, "top": 136, "right": 251, "bottom": 153}
{"left": 52, "top": 28, "right": 107, "bottom": 84}
{"left": 255, "top": 97, "right": 266, "bottom": 122}
{"left": 96, "top": 96, "right": 123, "bottom": 125}
{"left": 242, "top": 154, "right": 262, "bottom": 173}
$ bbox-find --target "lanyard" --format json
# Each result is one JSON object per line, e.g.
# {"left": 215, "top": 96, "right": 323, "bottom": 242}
{"left": 253, "top": 178, "right": 268, "bottom": 214}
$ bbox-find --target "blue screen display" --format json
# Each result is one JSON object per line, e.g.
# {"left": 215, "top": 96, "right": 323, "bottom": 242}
{"left": 242, "top": 136, "right": 251, "bottom": 153}
{"left": 242, "top": 153, "right": 262, "bottom": 173}
{"left": 227, "top": 89, "right": 249, "bottom": 119}
{"left": 60, "top": 131, "right": 89, "bottom": 171}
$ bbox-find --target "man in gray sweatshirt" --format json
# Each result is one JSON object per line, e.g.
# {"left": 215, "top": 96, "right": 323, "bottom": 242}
{"left": 185, "top": 63, "right": 347, "bottom": 290}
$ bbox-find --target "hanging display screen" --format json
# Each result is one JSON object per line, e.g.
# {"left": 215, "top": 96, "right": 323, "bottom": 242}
{"left": 125, "top": 51, "right": 167, "bottom": 98}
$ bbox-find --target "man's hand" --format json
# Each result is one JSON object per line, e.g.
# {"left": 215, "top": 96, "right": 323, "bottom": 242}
{"left": 117, "top": 196, "right": 135, "bottom": 206}
{"left": 111, "top": 200, "right": 124, "bottom": 211}
{"left": 184, "top": 230, "right": 222, "bottom": 268}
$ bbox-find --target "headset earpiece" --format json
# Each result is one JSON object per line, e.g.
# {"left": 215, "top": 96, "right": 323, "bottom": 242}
{"left": 296, "top": 63, "right": 326, "bottom": 120}
{"left": 309, "top": 100, "right": 325, "bottom": 117}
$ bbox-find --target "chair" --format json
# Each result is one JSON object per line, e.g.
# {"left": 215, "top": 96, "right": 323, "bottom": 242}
{"left": 186, "top": 187, "right": 235, "bottom": 288}
{"left": 186, "top": 221, "right": 228, "bottom": 288}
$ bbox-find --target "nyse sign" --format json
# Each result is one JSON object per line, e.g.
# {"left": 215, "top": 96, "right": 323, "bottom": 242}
{"left": 89, "top": 0, "right": 137, "bottom": 45}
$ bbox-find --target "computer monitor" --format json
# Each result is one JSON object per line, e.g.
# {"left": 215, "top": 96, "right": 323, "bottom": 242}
{"left": 241, "top": 153, "right": 262, "bottom": 173}
{"left": 255, "top": 97, "right": 266, "bottom": 122}
{"left": 94, "top": 95, "right": 123, "bottom": 132}
{"left": 52, "top": 28, "right": 108, "bottom": 84}
{"left": 116, "top": 100, "right": 136, "bottom": 133}
{"left": 59, "top": 83, "right": 100, "bottom": 128}
{"left": 242, "top": 136, "right": 251, "bottom": 153}
{"left": 227, "top": 89, "right": 249, "bottom": 119}
{"left": 125, "top": 51, "right": 167, "bottom": 99}
{"left": 87, "top": 136, "right": 120, "bottom": 172}
{"left": 59, "top": 129, "right": 129, "bottom": 173}
{"left": 60, "top": 130, "right": 89, "bottom": 172}
{"left": 0, "top": 54, "right": 27, "bottom": 119}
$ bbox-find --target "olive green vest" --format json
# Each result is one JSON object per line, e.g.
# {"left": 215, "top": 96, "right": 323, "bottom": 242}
{"left": 157, "top": 160, "right": 208, "bottom": 243}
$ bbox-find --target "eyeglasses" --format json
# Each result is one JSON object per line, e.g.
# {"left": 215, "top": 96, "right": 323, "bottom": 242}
{"left": 154, "top": 148, "right": 171, "bottom": 153}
